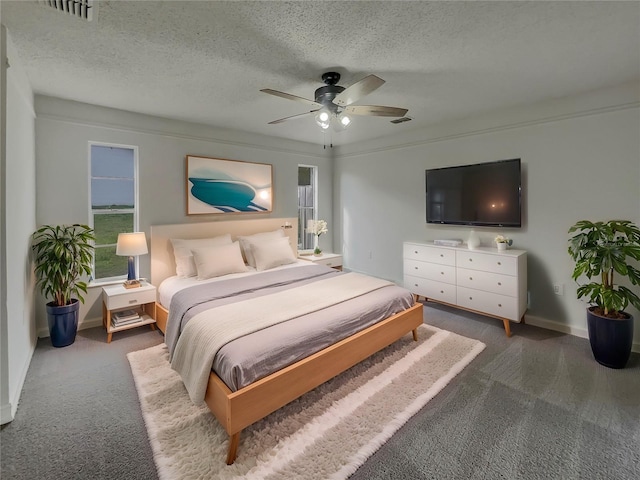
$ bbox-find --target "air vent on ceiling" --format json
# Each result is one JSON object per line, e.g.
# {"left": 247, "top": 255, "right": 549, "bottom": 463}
{"left": 390, "top": 117, "right": 412, "bottom": 124}
{"left": 39, "top": 0, "right": 95, "bottom": 21}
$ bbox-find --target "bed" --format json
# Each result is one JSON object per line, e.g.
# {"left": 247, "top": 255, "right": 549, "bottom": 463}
{"left": 150, "top": 218, "right": 423, "bottom": 464}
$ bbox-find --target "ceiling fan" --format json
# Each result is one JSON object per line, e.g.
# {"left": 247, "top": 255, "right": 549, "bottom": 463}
{"left": 260, "top": 71, "right": 408, "bottom": 130}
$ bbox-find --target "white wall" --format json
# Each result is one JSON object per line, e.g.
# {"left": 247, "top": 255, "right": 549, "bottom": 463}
{"left": 1, "top": 26, "right": 37, "bottom": 424}
{"left": 33, "top": 96, "right": 332, "bottom": 336}
{"left": 334, "top": 83, "right": 640, "bottom": 349}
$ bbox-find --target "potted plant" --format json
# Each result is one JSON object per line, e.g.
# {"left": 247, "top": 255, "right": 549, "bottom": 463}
{"left": 494, "top": 235, "right": 513, "bottom": 251}
{"left": 32, "top": 224, "right": 95, "bottom": 347}
{"left": 568, "top": 220, "right": 640, "bottom": 368}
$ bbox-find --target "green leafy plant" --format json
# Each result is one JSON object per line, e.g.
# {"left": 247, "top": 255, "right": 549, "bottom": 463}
{"left": 32, "top": 224, "right": 95, "bottom": 306}
{"left": 568, "top": 220, "right": 640, "bottom": 318}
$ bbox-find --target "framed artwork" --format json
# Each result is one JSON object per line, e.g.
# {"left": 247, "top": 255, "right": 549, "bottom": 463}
{"left": 186, "top": 155, "right": 273, "bottom": 215}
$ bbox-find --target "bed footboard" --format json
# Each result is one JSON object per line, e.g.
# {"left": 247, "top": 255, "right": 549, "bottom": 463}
{"left": 203, "top": 302, "right": 423, "bottom": 464}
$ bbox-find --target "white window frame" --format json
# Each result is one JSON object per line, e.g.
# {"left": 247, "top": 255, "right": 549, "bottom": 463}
{"left": 298, "top": 164, "right": 318, "bottom": 250}
{"left": 88, "top": 141, "right": 140, "bottom": 284}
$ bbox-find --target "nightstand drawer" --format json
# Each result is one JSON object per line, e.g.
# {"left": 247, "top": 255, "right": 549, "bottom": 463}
{"left": 313, "top": 255, "right": 342, "bottom": 268}
{"left": 103, "top": 285, "right": 156, "bottom": 310}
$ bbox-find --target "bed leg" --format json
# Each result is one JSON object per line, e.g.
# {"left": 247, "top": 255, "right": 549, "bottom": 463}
{"left": 226, "top": 432, "right": 241, "bottom": 465}
{"left": 412, "top": 329, "right": 418, "bottom": 342}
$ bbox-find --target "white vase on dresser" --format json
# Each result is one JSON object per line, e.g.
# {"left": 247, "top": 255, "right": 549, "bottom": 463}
{"left": 403, "top": 241, "right": 527, "bottom": 337}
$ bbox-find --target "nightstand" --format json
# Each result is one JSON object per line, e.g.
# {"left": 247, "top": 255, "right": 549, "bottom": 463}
{"left": 298, "top": 252, "right": 343, "bottom": 271}
{"left": 102, "top": 282, "right": 157, "bottom": 343}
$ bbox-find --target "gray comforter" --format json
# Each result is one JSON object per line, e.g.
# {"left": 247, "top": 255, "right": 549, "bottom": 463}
{"left": 165, "top": 264, "right": 414, "bottom": 391}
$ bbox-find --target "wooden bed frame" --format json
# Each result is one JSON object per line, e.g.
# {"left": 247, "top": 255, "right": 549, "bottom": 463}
{"left": 150, "top": 218, "right": 424, "bottom": 464}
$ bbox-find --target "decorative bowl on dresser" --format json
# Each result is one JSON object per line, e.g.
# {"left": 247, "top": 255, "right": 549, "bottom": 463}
{"left": 403, "top": 241, "right": 527, "bottom": 337}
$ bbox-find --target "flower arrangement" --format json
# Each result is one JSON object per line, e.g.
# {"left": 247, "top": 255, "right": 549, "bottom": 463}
{"left": 494, "top": 235, "right": 513, "bottom": 245}
{"left": 494, "top": 235, "right": 513, "bottom": 250}
{"left": 308, "top": 219, "right": 328, "bottom": 255}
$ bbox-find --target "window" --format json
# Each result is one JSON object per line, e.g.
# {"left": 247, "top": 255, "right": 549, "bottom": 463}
{"left": 297, "top": 165, "right": 317, "bottom": 250}
{"left": 90, "top": 144, "right": 138, "bottom": 281}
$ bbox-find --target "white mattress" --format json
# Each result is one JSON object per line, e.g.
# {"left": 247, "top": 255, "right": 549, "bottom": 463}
{"left": 158, "top": 259, "right": 311, "bottom": 308}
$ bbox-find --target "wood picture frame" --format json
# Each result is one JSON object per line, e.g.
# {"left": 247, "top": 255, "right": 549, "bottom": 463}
{"left": 186, "top": 155, "right": 273, "bottom": 215}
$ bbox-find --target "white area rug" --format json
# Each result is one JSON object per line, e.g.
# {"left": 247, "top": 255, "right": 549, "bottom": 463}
{"left": 127, "top": 324, "right": 485, "bottom": 480}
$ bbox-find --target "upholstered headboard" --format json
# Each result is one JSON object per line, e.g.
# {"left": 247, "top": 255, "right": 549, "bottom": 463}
{"left": 150, "top": 217, "right": 298, "bottom": 287}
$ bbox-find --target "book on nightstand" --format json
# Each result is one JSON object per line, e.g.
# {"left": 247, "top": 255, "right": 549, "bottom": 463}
{"left": 112, "top": 317, "right": 142, "bottom": 328}
{"left": 112, "top": 309, "right": 140, "bottom": 321}
{"left": 112, "top": 309, "right": 141, "bottom": 327}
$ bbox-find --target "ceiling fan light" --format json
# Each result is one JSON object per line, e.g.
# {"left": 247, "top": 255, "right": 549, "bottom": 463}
{"left": 340, "top": 114, "right": 351, "bottom": 127}
{"left": 315, "top": 110, "right": 331, "bottom": 129}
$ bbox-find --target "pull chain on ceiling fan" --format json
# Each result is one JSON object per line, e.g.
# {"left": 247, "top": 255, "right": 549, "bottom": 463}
{"left": 260, "top": 71, "right": 408, "bottom": 132}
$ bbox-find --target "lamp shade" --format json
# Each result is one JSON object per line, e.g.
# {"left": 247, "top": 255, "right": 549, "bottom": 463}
{"left": 116, "top": 232, "right": 148, "bottom": 256}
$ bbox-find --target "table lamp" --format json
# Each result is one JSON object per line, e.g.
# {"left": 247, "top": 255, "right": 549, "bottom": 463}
{"left": 116, "top": 232, "right": 148, "bottom": 288}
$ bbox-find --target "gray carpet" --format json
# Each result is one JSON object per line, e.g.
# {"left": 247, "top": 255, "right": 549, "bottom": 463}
{"left": 2, "top": 304, "right": 639, "bottom": 479}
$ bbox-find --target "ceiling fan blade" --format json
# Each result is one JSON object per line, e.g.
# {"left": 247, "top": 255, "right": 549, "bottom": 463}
{"left": 260, "top": 89, "right": 322, "bottom": 108}
{"left": 332, "top": 75, "right": 385, "bottom": 107}
{"left": 344, "top": 105, "right": 408, "bottom": 117}
{"left": 268, "top": 110, "right": 319, "bottom": 125}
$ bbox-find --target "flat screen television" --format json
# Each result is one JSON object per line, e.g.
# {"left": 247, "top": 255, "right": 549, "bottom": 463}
{"left": 426, "top": 158, "right": 522, "bottom": 227}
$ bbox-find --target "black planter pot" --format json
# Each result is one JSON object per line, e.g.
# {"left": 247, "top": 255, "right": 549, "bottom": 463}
{"left": 587, "top": 307, "right": 634, "bottom": 369}
{"left": 46, "top": 299, "right": 80, "bottom": 348}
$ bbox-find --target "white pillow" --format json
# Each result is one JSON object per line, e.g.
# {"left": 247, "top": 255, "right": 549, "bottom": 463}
{"left": 251, "top": 236, "right": 297, "bottom": 271}
{"left": 238, "top": 229, "right": 285, "bottom": 267}
{"left": 170, "top": 234, "right": 232, "bottom": 277}
{"left": 191, "top": 241, "right": 248, "bottom": 280}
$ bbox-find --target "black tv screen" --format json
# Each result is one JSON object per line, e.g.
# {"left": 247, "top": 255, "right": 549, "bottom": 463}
{"left": 426, "top": 158, "right": 522, "bottom": 227}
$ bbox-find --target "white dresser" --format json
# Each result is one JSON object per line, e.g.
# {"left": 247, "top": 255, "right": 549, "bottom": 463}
{"left": 403, "top": 242, "right": 527, "bottom": 336}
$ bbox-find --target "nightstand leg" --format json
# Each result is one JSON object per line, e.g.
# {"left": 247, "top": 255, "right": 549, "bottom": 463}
{"left": 149, "top": 323, "right": 156, "bottom": 331}
{"left": 107, "top": 332, "right": 112, "bottom": 343}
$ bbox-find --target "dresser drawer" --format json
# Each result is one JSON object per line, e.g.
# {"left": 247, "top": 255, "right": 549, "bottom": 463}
{"left": 457, "top": 286, "right": 518, "bottom": 320}
{"left": 455, "top": 250, "right": 517, "bottom": 275}
{"left": 404, "top": 275, "right": 457, "bottom": 305}
{"left": 103, "top": 287, "right": 156, "bottom": 310}
{"left": 404, "top": 259, "right": 456, "bottom": 284}
{"left": 404, "top": 244, "right": 455, "bottom": 266}
{"left": 456, "top": 267, "right": 517, "bottom": 297}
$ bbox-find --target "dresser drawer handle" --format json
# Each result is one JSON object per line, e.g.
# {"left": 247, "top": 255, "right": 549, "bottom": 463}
{"left": 497, "top": 261, "right": 502, "bottom": 265}
{"left": 415, "top": 266, "right": 418, "bottom": 269}
{"left": 469, "top": 276, "right": 473, "bottom": 280}
{"left": 440, "top": 271, "right": 444, "bottom": 275}
{"left": 414, "top": 250, "right": 418, "bottom": 254}
{"left": 498, "top": 282, "right": 502, "bottom": 286}
{"left": 498, "top": 303, "right": 502, "bottom": 307}
{"left": 469, "top": 258, "right": 473, "bottom": 262}
{"left": 469, "top": 296, "right": 473, "bottom": 300}
{"left": 440, "top": 254, "right": 444, "bottom": 257}
{"left": 440, "top": 290, "right": 444, "bottom": 294}
{"left": 414, "top": 283, "right": 419, "bottom": 287}
{"left": 129, "top": 300, "right": 138, "bottom": 304}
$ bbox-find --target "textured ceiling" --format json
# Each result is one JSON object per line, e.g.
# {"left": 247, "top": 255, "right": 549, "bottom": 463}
{"left": 2, "top": 0, "right": 639, "bottom": 146}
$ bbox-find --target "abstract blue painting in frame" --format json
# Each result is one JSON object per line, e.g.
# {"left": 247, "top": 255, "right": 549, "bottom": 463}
{"left": 186, "top": 155, "right": 273, "bottom": 215}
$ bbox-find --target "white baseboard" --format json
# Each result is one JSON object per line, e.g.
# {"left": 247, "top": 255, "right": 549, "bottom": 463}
{"left": 1, "top": 402, "right": 13, "bottom": 425}
{"left": 525, "top": 314, "right": 640, "bottom": 353}
{"left": 1, "top": 339, "right": 36, "bottom": 425}
{"left": 37, "top": 316, "right": 103, "bottom": 338}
